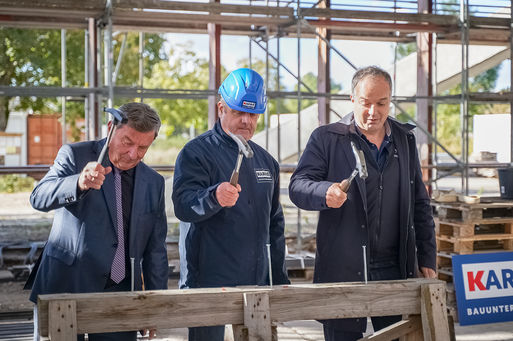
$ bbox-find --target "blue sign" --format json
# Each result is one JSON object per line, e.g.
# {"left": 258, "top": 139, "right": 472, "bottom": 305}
{"left": 452, "top": 252, "right": 513, "bottom": 325}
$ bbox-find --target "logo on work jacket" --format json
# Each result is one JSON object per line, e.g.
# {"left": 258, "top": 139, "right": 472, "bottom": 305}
{"left": 242, "top": 101, "right": 256, "bottom": 109}
{"left": 254, "top": 169, "right": 273, "bottom": 183}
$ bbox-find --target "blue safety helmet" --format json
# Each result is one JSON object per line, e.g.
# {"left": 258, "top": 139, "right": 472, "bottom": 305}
{"left": 218, "top": 68, "right": 267, "bottom": 114}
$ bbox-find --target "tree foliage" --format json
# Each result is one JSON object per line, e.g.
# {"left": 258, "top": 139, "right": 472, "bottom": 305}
{"left": 436, "top": 67, "right": 500, "bottom": 155}
{"left": 144, "top": 43, "right": 215, "bottom": 136}
{"left": 0, "top": 28, "right": 166, "bottom": 139}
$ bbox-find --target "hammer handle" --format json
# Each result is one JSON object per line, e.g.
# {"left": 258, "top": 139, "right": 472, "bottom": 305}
{"left": 230, "top": 171, "right": 239, "bottom": 187}
{"left": 340, "top": 169, "right": 358, "bottom": 192}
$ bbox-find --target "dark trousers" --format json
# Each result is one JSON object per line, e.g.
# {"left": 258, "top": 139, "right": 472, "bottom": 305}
{"left": 323, "top": 261, "right": 402, "bottom": 341}
{"left": 323, "top": 315, "right": 402, "bottom": 341}
{"left": 188, "top": 325, "right": 225, "bottom": 341}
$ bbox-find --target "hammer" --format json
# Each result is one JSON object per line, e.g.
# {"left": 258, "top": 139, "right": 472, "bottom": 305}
{"left": 228, "top": 132, "right": 254, "bottom": 187}
{"left": 340, "top": 141, "right": 368, "bottom": 192}
{"left": 97, "top": 107, "right": 127, "bottom": 166}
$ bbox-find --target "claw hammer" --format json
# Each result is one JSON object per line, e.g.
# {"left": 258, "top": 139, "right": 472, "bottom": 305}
{"left": 340, "top": 141, "right": 368, "bottom": 192}
{"left": 228, "top": 132, "right": 254, "bottom": 187}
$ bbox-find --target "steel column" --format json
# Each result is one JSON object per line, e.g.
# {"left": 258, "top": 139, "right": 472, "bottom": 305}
{"left": 416, "top": 0, "right": 433, "bottom": 190}
{"left": 317, "top": 0, "right": 330, "bottom": 126}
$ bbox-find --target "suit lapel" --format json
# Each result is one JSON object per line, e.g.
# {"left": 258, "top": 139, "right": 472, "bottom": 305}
{"left": 95, "top": 140, "right": 117, "bottom": 233}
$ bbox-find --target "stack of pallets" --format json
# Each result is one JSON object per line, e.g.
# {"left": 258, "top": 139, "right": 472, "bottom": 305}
{"left": 433, "top": 197, "right": 513, "bottom": 283}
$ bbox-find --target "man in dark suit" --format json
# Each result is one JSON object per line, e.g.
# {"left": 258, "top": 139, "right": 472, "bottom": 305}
{"left": 29, "top": 102, "right": 168, "bottom": 341}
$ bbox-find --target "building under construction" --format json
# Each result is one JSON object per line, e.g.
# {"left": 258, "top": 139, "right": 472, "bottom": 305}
{"left": 1, "top": 1, "right": 513, "bottom": 340}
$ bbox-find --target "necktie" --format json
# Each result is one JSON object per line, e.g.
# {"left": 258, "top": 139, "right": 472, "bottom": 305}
{"left": 110, "top": 167, "right": 126, "bottom": 283}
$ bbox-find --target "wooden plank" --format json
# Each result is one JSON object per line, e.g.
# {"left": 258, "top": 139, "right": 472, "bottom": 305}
{"left": 438, "top": 234, "right": 513, "bottom": 242}
{"left": 114, "top": 0, "right": 295, "bottom": 17}
{"left": 48, "top": 300, "right": 77, "bottom": 341}
{"left": 243, "top": 292, "right": 272, "bottom": 341}
{"left": 420, "top": 283, "right": 450, "bottom": 341}
{"left": 358, "top": 315, "right": 421, "bottom": 341}
{"left": 38, "top": 279, "right": 441, "bottom": 337}
{"left": 233, "top": 324, "right": 248, "bottom": 341}
{"left": 38, "top": 287, "right": 251, "bottom": 336}
{"left": 402, "top": 327, "right": 423, "bottom": 341}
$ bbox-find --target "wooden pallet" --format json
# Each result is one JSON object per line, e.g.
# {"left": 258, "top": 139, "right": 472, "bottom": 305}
{"left": 433, "top": 198, "right": 513, "bottom": 222}
{"left": 436, "top": 234, "right": 513, "bottom": 254}
{"left": 436, "top": 218, "right": 513, "bottom": 238}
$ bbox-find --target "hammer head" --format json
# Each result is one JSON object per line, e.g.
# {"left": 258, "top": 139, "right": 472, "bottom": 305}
{"left": 350, "top": 141, "right": 368, "bottom": 180}
{"left": 228, "top": 131, "right": 254, "bottom": 158}
{"left": 103, "top": 107, "right": 128, "bottom": 125}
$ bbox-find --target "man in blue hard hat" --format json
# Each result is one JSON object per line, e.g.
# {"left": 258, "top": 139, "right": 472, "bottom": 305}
{"left": 172, "top": 68, "right": 290, "bottom": 341}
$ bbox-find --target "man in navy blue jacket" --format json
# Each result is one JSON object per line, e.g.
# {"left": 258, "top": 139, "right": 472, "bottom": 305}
{"left": 289, "top": 66, "right": 436, "bottom": 341}
{"left": 172, "top": 68, "right": 289, "bottom": 341}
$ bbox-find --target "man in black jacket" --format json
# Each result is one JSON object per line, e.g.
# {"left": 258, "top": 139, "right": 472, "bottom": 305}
{"left": 289, "top": 66, "right": 436, "bottom": 341}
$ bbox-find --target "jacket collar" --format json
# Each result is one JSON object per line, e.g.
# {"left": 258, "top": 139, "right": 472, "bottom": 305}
{"left": 213, "top": 120, "right": 243, "bottom": 151}
{"left": 327, "top": 112, "right": 416, "bottom": 136}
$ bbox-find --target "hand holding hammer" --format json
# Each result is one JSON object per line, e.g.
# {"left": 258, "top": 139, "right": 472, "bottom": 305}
{"left": 326, "top": 141, "right": 368, "bottom": 208}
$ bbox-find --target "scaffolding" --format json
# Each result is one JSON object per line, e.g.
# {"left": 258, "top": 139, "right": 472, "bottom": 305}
{"left": 1, "top": 0, "right": 512, "bottom": 247}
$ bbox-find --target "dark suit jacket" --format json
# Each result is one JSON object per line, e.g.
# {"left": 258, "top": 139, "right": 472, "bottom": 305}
{"left": 29, "top": 139, "right": 168, "bottom": 303}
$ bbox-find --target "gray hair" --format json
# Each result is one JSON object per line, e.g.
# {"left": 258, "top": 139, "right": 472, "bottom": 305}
{"left": 118, "top": 102, "right": 161, "bottom": 138}
{"left": 351, "top": 66, "right": 392, "bottom": 96}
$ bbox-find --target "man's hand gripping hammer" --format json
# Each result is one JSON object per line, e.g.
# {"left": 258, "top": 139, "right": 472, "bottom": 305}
{"left": 340, "top": 141, "right": 368, "bottom": 192}
{"left": 228, "top": 132, "right": 254, "bottom": 187}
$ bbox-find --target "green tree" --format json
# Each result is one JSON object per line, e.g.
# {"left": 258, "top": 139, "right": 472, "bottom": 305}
{"left": 394, "top": 42, "right": 416, "bottom": 60}
{"left": 0, "top": 28, "right": 166, "bottom": 139}
{"left": 287, "top": 71, "right": 342, "bottom": 111}
{"left": 436, "top": 67, "right": 500, "bottom": 155}
{"left": 144, "top": 42, "right": 218, "bottom": 136}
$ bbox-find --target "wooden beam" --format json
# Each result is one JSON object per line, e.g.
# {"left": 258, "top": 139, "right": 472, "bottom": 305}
{"left": 113, "top": 0, "right": 294, "bottom": 17}
{"left": 421, "top": 283, "right": 451, "bottom": 341}
{"left": 48, "top": 300, "right": 77, "bottom": 341}
{"left": 243, "top": 292, "right": 272, "bottom": 341}
{"left": 306, "top": 8, "right": 459, "bottom": 26}
{"left": 357, "top": 315, "right": 421, "bottom": 341}
{"left": 37, "top": 279, "right": 444, "bottom": 337}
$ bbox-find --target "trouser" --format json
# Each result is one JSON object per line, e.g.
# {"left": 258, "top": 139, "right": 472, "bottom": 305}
{"left": 323, "top": 315, "right": 402, "bottom": 341}
{"left": 188, "top": 325, "right": 225, "bottom": 341}
{"left": 323, "top": 260, "right": 403, "bottom": 341}
{"left": 33, "top": 277, "right": 137, "bottom": 341}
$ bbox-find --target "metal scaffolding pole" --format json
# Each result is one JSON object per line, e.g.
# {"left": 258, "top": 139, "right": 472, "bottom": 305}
{"left": 296, "top": 0, "right": 302, "bottom": 253}
{"left": 139, "top": 32, "right": 145, "bottom": 103}
{"left": 105, "top": 0, "right": 114, "bottom": 108}
{"left": 510, "top": 0, "right": 513, "bottom": 164}
{"left": 460, "top": 0, "right": 470, "bottom": 194}
{"left": 61, "top": 29, "right": 67, "bottom": 145}
{"left": 265, "top": 25, "right": 270, "bottom": 150}
{"left": 277, "top": 24, "right": 282, "bottom": 163}
{"left": 84, "top": 28, "right": 90, "bottom": 141}
{"left": 113, "top": 33, "right": 128, "bottom": 86}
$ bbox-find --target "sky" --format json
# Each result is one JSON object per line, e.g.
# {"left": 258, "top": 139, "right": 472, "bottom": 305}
{"left": 165, "top": 32, "right": 510, "bottom": 93}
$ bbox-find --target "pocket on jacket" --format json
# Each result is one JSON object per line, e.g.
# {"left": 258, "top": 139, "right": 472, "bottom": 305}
{"left": 46, "top": 243, "right": 76, "bottom": 266}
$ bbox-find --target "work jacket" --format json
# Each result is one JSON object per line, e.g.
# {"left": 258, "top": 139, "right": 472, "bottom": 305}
{"left": 172, "top": 122, "right": 289, "bottom": 288}
{"left": 289, "top": 113, "right": 436, "bottom": 331}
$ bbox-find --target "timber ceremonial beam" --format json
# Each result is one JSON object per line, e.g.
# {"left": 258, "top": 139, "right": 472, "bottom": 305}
{"left": 38, "top": 279, "right": 448, "bottom": 339}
